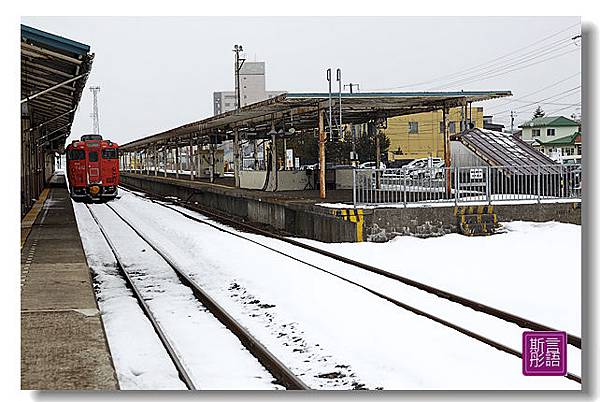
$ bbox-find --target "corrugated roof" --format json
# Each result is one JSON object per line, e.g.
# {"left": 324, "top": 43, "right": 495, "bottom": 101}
{"left": 21, "top": 24, "right": 94, "bottom": 151}
{"left": 518, "top": 116, "right": 579, "bottom": 128}
{"left": 455, "top": 128, "right": 558, "bottom": 175}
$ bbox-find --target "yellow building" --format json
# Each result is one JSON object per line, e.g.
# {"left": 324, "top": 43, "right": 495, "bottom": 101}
{"left": 385, "top": 106, "right": 484, "bottom": 161}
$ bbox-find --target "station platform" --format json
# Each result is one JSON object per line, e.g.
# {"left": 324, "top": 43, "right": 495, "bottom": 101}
{"left": 121, "top": 171, "right": 581, "bottom": 242}
{"left": 121, "top": 172, "right": 360, "bottom": 242}
{"left": 21, "top": 172, "right": 118, "bottom": 390}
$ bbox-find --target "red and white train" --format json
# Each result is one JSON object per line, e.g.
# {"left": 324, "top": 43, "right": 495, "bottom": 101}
{"left": 66, "top": 134, "right": 120, "bottom": 200}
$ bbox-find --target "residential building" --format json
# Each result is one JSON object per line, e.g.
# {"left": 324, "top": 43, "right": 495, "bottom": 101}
{"left": 518, "top": 116, "right": 581, "bottom": 163}
{"left": 213, "top": 61, "right": 284, "bottom": 115}
{"left": 384, "top": 106, "right": 484, "bottom": 162}
{"left": 518, "top": 116, "right": 579, "bottom": 144}
{"left": 532, "top": 132, "right": 582, "bottom": 163}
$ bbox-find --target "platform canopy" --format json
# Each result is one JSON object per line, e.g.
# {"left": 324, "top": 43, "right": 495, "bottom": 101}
{"left": 21, "top": 24, "right": 94, "bottom": 151}
{"left": 121, "top": 90, "right": 511, "bottom": 151}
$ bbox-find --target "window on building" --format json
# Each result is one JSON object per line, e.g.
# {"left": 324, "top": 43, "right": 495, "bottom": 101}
{"left": 408, "top": 122, "right": 419, "bottom": 134}
{"left": 532, "top": 129, "right": 541, "bottom": 137}
{"left": 547, "top": 128, "right": 556, "bottom": 136}
{"left": 577, "top": 144, "right": 582, "bottom": 155}
{"left": 439, "top": 121, "right": 444, "bottom": 134}
{"left": 449, "top": 121, "right": 456, "bottom": 134}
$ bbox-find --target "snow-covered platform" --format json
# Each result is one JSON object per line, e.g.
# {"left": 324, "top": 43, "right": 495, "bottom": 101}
{"left": 21, "top": 173, "right": 118, "bottom": 390}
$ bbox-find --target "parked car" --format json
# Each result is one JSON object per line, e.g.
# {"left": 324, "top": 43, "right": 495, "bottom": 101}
{"left": 403, "top": 157, "right": 445, "bottom": 180}
{"left": 359, "top": 161, "right": 386, "bottom": 170}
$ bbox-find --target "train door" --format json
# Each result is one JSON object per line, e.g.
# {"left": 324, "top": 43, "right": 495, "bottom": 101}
{"left": 86, "top": 142, "right": 102, "bottom": 184}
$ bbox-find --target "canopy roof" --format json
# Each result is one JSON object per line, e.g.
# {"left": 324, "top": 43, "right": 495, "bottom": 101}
{"left": 21, "top": 24, "right": 94, "bottom": 151}
{"left": 121, "top": 90, "right": 511, "bottom": 151}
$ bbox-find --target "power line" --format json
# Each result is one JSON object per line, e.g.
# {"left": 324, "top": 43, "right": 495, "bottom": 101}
{"left": 485, "top": 71, "right": 580, "bottom": 111}
{"left": 430, "top": 45, "right": 579, "bottom": 90}
{"left": 365, "top": 22, "right": 580, "bottom": 91}
{"left": 429, "top": 36, "right": 576, "bottom": 89}
{"left": 492, "top": 85, "right": 581, "bottom": 116}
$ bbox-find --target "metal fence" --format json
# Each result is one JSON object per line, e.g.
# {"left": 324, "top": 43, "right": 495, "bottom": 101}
{"left": 352, "top": 164, "right": 582, "bottom": 207}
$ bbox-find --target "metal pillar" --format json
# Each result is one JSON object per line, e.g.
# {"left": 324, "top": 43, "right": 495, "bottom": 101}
{"left": 443, "top": 105, "right": 451, "bottom": 195}
{"left": 234, "top": 128, "right": 240, "bottom": 187}
{"left": 163, "top": 147, "right": 167, "bottom": 177}
{"left": 271, "top": 131, "right": 277, "bottom": 191}
{"left": 253, "top": 139, "right": 259, "bottom": 170}
{"left": 175, "top": 146, "right": 180, "bottom": 179}
{"left": 189, "top": 136, "right": 195, "bottom": 181}
{"left": 318, "top": 108, "right": 326, "bottom": 199}
{"left": 198, "top": 136, "right": 205, "bottom": 182}
{"left": 153, "top": 145, "right": 158, "bottom": 176}
{"left": 375, "top": 127, "right": 381, "bottom": 190}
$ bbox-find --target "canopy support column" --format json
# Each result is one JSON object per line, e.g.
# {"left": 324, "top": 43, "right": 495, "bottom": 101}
{"left": 234, "top": 128, "right": 240, "bottom": 188}
{"left": 319, "top": 108, "right": 326, "bottom": 199}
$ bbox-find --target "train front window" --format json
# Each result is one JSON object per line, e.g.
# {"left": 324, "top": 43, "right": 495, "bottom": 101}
{"left": 88, "top": 151, "right": 98, "bottom": 162}
{"left": 67, "top": 149, "right": 85, "bottom": 160}
{"left": 102, "top": 149, "right": 118, "bottom": 159}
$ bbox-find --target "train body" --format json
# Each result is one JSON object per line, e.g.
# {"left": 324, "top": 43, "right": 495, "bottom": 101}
{"left": 66, "top": 134, "right": 120, "bottom": 200}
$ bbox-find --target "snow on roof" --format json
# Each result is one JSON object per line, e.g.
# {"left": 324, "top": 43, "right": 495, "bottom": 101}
{"left": 455, "top": 128, "right": 559, "bottom": 175}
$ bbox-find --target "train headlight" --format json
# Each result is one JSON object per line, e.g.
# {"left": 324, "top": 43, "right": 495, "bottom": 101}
{"left": 90, "top": 185, "right": 100, "bottom": 195}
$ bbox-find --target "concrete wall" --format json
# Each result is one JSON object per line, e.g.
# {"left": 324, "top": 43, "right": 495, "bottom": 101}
{"left": 335, "top": 168, "right": 354, "bottom": 189}
{"left": 121, "top": 173, "right": 357, "bottom": 243}
{"left": 240, "top": 170, "right": 268, "bottom": 189}
{"left": 363, "top": 202, "right": 581, "bottom": 241}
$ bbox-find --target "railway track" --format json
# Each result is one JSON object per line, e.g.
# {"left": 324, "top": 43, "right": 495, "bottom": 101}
{"left": 86, "top": 202, "right": 309, "bottom": 390}
{"left": 118, "top": 185, "right": 582, "bottom": 384}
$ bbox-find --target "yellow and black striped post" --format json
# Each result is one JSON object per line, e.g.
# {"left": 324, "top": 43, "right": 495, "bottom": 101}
{"left": 331, "top": 208, "right": 364, "bottom": 242}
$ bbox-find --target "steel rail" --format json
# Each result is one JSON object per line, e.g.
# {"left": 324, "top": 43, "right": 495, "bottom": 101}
{"left": 85, "top": 204, "right": 197, "bottom": 390}
{"left": 118, "top": 186, "right": 581, "bottom": 384}
{"left": 120, "top": 185, "right": 582, "bottom": 350}
{"left": 103, "top": 202, "right": 309, "bottom": 390}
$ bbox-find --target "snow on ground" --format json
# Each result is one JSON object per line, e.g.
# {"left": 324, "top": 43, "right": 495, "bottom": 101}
{"left": 106, "top": 190, "right": 579, "bottom": 390}
{"left": 85, "top": 203, "right": 280, "bottom": 390}
{"left": 319, "top": 198, "right": 581, "bottom": 209}
{"left": 72, "top": 201, "right": 186, "bottom": 390}
{"left": 296, "top": 220, "right": 581, "bottom": 338}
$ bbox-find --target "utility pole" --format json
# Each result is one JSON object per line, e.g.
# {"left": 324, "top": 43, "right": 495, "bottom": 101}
{"left": 233, "top": 45, "right": 245, "bottom": 188}
{"left": 344, "top": 83, "right": 360, "bottom": 94}
{"left": 233, "top": 45, "right": 245, "bottom": 109}
{"left": 327, "top": 68, "right": 333, "bottom": 141}
{"left": 89, "top": 86, "right": 101, "bottom": 134}
{"left": 510, "top": 110, "right": 516, "bottom": 133}
{"left": 337, "top": 68, "right": 342, "bottom": 139}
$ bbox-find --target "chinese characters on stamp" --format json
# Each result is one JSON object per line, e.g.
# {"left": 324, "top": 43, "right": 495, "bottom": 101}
{"left": 522, "top": 331, "right": 567, "bottom": 376}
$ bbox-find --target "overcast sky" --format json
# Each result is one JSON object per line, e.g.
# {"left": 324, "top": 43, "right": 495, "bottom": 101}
{"left": 21, "top": 16, "right": 581, "bottom": 145}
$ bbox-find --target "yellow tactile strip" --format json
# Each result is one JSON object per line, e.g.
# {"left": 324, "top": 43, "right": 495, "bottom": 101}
{"left": 21, "top": 188, "right": 49, "bottom": 249}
